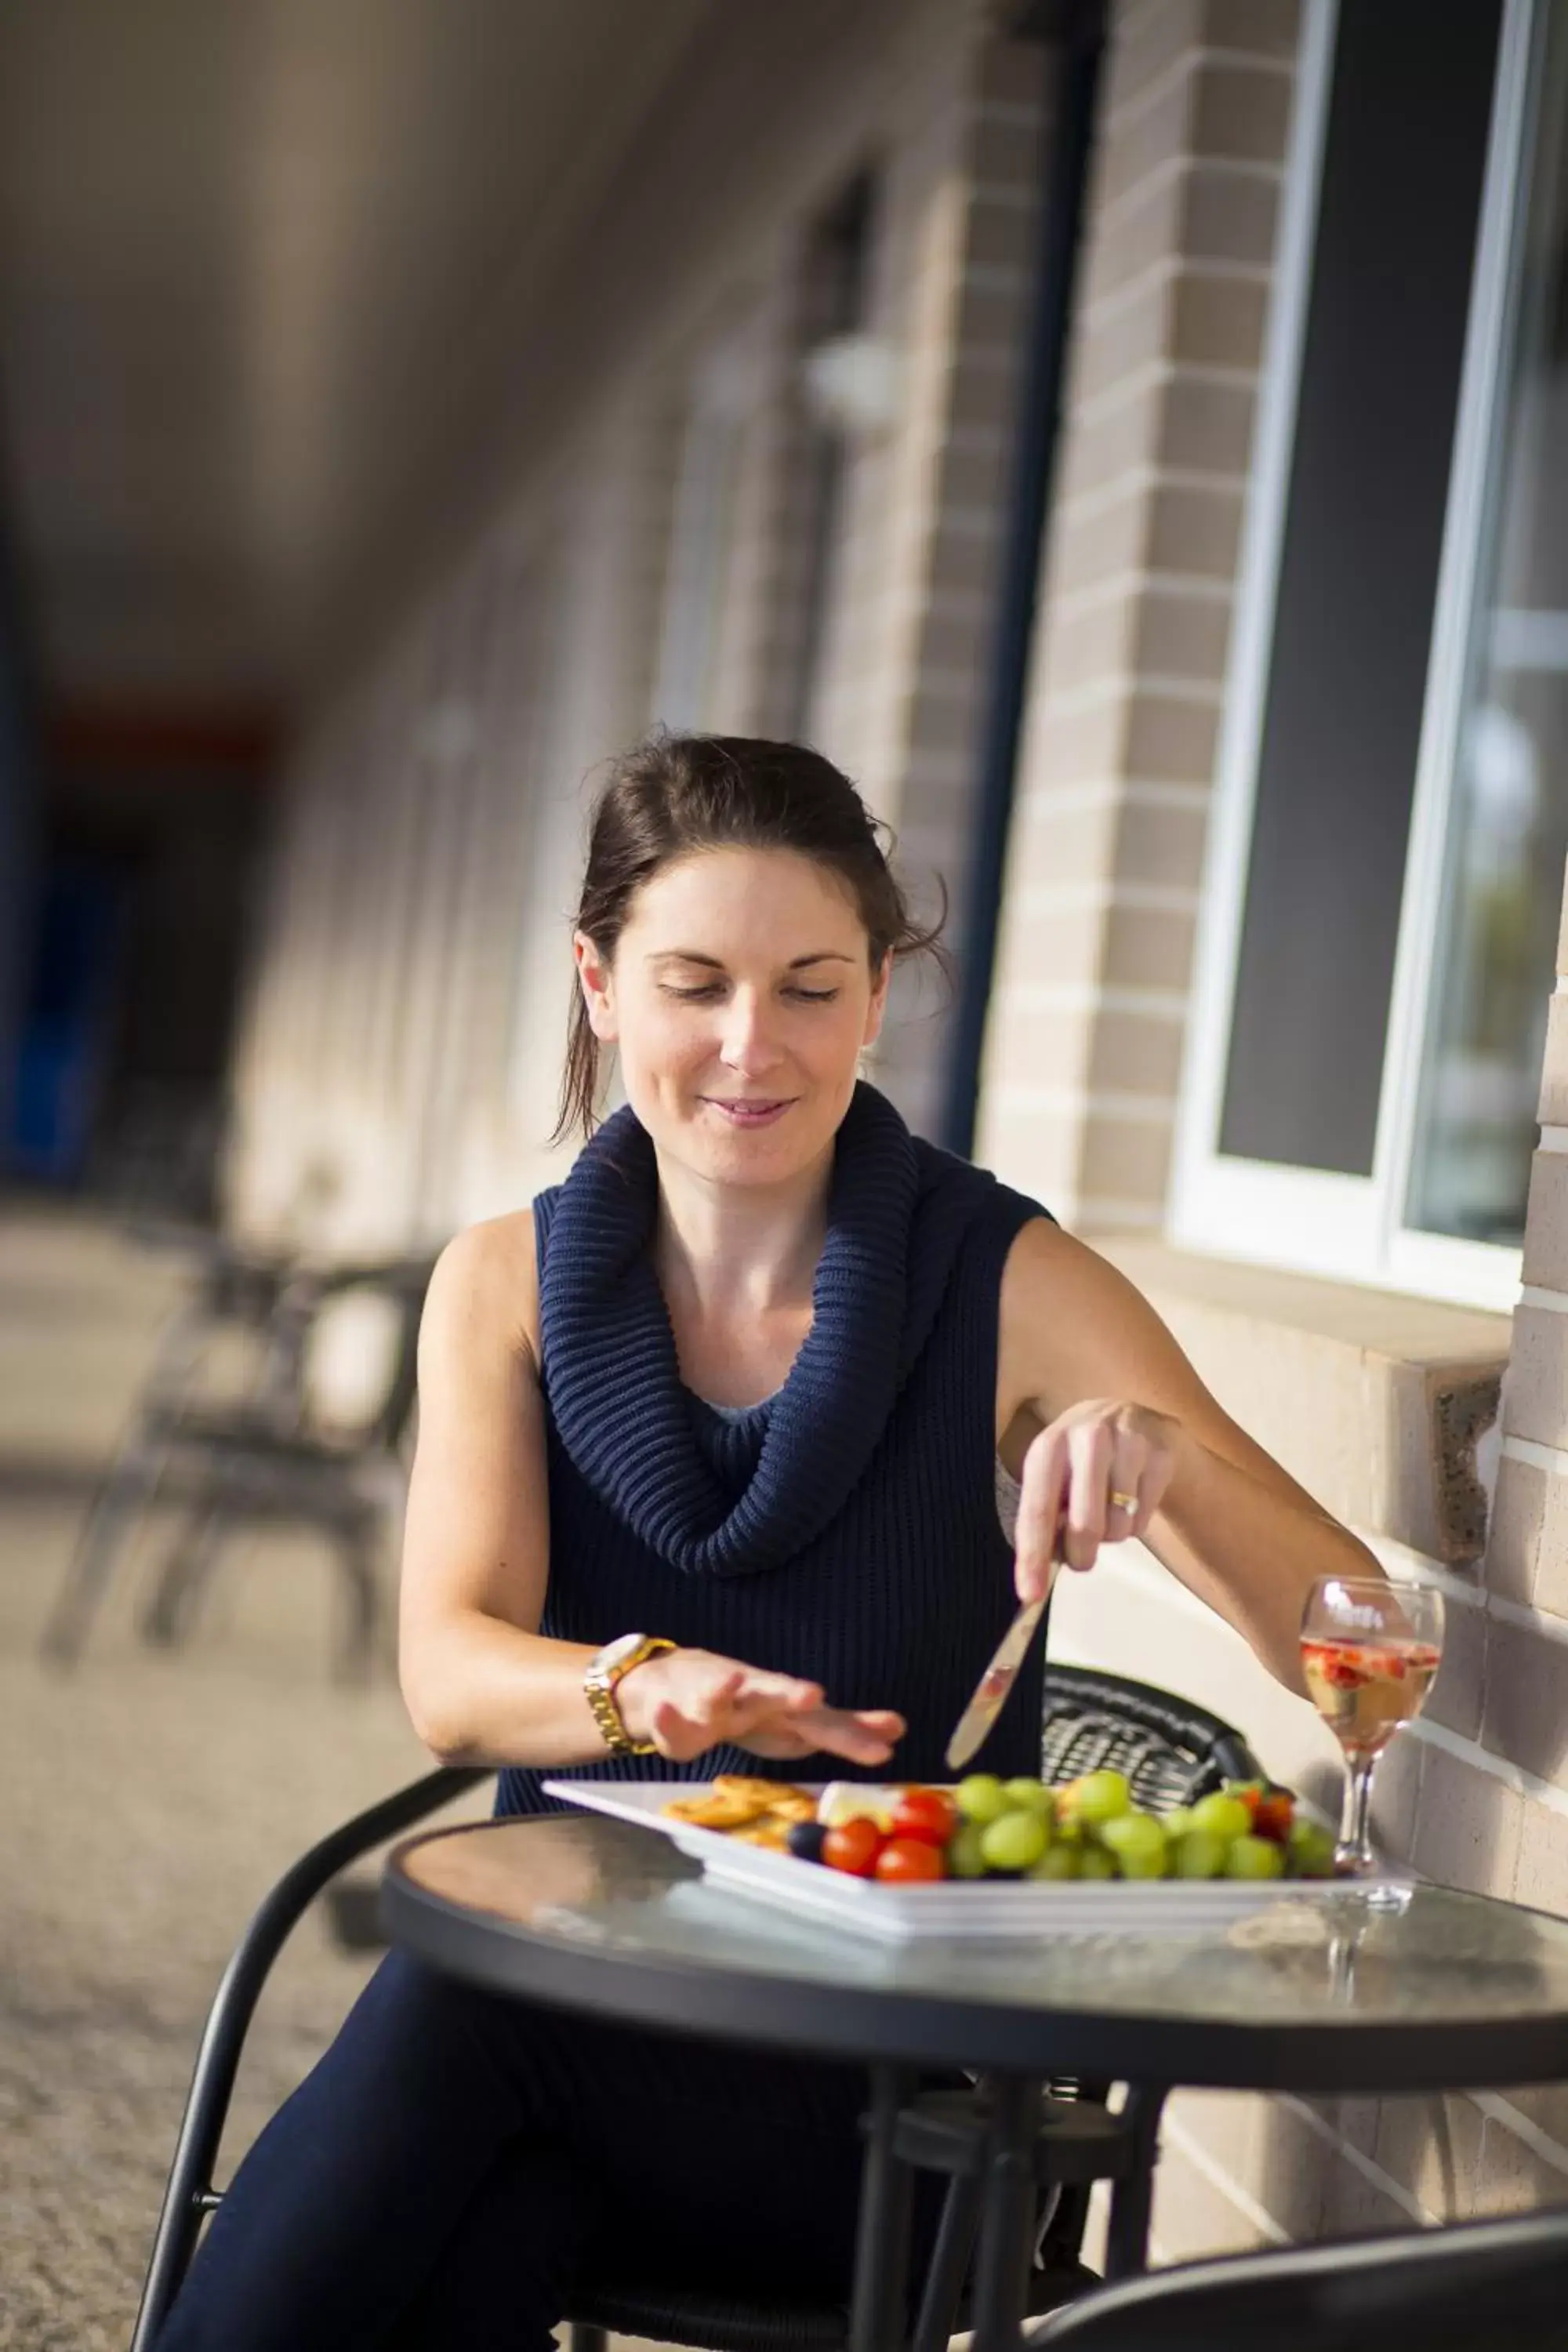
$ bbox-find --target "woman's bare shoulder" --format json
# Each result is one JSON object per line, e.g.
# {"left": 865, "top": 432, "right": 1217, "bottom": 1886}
{"left": 996, "top": 1215, "right": 1156, "bottom": 1425}
{"left": 426, "top": 1208, "right": 541, "bottom": 1371}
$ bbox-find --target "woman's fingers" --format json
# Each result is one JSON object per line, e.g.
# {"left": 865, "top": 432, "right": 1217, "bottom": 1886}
{"left": 736, "top": 1704, "right": 905, "bottom": 1765}
{"left": 1014, "top": 1433, "right": 1068, "bottom": 1602}
{"left": 1013, "top": 1402, "right": 1182, "bottom": 1587}
{"left": 783, "top": 1704, "right": 903, "bottom": 1765}
{"left": 1104, "top": 1420, "right": 1150, "bottom": 1542}
{"left": 632, "top": 1647, "right": 901, "bottom": 1766}
{"left": 1062, "top": 1417, "right": 1112, "bottom": 1570}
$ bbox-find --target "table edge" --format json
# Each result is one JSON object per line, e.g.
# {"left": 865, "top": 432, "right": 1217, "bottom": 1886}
{"left": 382, "top": 1822, "right": 1568, "bottom": 2095}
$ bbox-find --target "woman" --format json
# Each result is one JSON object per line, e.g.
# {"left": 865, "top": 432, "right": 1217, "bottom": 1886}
{"left": 158, "top": 734, "right": 1382, "bottom": 2350}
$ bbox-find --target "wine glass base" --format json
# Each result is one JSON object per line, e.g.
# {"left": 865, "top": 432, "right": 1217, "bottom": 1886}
{"left": 1332, "top": 1852, "right": 1414, "bottom": 1913}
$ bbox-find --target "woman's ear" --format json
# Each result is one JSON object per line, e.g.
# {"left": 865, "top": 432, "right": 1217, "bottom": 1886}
{"left": 862, "top": 950, "right": 892, "bottom": 1050}
{"left": 573, "top": 931, "right": 619, "bottom": 1042}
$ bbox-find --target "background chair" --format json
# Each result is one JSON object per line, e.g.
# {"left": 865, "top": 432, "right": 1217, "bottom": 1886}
{"left": 40, "top": 1226, "right": 300, "bottom": 1665}
{"left": 129, "top": 1666, "right": 1263, "bottom": 2352}
{"left": 1023, "top": 2203, "right": 1568, "bottom": 2350}
{"left": 43, "top": 1249, "right": 435, "bottom": 1677}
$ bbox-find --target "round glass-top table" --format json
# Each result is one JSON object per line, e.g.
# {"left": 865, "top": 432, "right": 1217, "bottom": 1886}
{"left": 383, "top": 1814, "right": 1568, "bottom": 2350}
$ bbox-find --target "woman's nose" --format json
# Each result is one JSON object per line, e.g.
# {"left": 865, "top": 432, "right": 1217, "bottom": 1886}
{"left": 717, "top": 990, "right": 782, "bottom": 1073}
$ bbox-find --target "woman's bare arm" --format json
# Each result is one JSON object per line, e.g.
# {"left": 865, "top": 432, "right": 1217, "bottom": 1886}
{"left": 397, "top": 1215, "right": 611, "bottom": 1766}
{"left": 997, "top": 1219, "right": 1385, "bottom": 1694}
{"left": 398, "top": 1215, "right": 902, "bottom": 1769}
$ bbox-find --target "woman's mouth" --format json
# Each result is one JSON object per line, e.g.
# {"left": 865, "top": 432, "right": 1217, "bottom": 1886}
{"left": 702, "top": 1097, "right": 794, "bottom": 1127}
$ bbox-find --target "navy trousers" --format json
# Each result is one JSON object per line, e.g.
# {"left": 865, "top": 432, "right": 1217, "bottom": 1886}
{"left": 154, "top": 1949, "right": 907, "bottom": 2351}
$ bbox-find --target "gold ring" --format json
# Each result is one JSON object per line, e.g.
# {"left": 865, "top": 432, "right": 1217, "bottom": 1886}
{"left": 1109, "top": 1488, "right": 1138, "bottom": 1515}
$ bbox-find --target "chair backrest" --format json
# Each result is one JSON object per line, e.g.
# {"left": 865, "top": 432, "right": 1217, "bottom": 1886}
{"left": 296, "top": 1258, "right": 435, "bottom": 1454}
{"left": 1040, "top": 1664, "right": 1261, "bottom": 1811}
{"left": 1025, "top": 2207, "right": 1568, "bottom": 2350}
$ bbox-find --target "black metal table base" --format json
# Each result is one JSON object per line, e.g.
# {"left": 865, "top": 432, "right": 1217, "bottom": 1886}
{"left": 848, "top": 2066, "right": 1167, "bottom": 2352}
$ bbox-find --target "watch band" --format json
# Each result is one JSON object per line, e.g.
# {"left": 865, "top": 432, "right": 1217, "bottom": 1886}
{"left": 584, "top": 1634, "right": 675, "bottom": 1755}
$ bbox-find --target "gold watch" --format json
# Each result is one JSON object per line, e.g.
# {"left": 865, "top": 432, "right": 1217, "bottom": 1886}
{"left": 584, "top": 1632, "right": 675, "bottom": 1756}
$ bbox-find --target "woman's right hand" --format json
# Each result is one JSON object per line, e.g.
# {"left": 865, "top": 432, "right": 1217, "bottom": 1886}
{"left": 616, "top": 1647, "right": 903, "bottom": 1767}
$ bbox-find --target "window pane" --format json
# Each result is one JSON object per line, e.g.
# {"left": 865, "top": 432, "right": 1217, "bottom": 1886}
{"left": 651, "top": 361, "right": 747, "bottom": 731}
{"left": 1407, "top": 19, "right": 1568, "bottom": 1247}
{"left": 787, "top": 171, "right": 876, "bottom": 744}
{"left": 1218, "top": 0, "right": 1500, "bottom": 1174}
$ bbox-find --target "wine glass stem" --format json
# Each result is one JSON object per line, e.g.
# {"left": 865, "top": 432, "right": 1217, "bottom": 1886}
{"left": 1336, "top": 1752, "right": 1377, "bottom": 1875}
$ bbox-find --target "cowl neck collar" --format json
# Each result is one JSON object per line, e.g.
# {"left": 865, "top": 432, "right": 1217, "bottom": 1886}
{"left": 539, "top": 1083, "right": 919, "bottom": 1576}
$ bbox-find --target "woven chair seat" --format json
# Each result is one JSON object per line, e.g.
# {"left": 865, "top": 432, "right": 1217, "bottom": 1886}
{"left": 1040, "top": 1664, "right": 1260, "bottom": 1810}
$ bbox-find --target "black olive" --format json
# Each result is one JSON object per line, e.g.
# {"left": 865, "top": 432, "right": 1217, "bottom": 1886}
{"left": 786, "top": 1820, "right": 829, "bottom": 1864}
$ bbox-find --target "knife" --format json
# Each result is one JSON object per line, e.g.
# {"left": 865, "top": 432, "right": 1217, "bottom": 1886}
{"left": 944, "top": 1554, "right": 1059, "bottom": 1773}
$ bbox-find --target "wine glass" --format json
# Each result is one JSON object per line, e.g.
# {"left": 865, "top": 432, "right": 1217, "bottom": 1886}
{"left": 1300, "top": 1576, "right": 1444, "bottom": 1886}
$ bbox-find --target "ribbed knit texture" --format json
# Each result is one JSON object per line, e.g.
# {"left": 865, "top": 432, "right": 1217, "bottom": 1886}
{"left": 497, "top": 1082, "right": 1051, "bottom": 1817}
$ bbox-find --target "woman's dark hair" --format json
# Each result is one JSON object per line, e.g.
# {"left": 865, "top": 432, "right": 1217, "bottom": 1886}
{"left": 556, "top": 731, "right": 947, "bottom": 1140}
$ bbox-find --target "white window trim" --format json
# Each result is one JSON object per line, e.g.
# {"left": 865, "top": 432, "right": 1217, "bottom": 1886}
{"left": 649, "top": 321, "right": 761, "bottom": 731}
{"left": 1171, "top": 0, "right": 1539, "bottom": 1315}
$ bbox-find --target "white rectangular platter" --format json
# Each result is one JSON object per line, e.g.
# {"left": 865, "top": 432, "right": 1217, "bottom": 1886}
{"left": 541, "top": 1780, "right": 1400, "bottom": 1943}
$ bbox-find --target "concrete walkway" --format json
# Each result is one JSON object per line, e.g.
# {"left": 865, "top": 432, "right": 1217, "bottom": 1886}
{"left": 0, "top": 1207, "right": 491, "bottom": 2348}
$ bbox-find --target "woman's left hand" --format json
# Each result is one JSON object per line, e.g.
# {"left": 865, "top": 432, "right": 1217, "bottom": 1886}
{"left": 1014, "top": 1399, "right": 1183, "bottom": 1602}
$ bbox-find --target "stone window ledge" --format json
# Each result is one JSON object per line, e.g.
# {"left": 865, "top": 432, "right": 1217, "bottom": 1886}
{"left": 1098, "top": 1240, "right": 1511, "bottom": 1566}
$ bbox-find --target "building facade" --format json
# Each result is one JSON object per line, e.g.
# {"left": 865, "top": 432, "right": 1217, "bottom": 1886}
{"left": 226, "top": 0, "right": 1568, "bottom": 2262}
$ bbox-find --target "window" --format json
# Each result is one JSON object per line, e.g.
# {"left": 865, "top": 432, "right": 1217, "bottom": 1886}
{"left": 785, "top": 169, "right": 878, "bottom": 744}
{"left": 650, "top": 320, "right": 760, "bottom": 731}
{"left": 1174, "top": 0, "right": 1564, "bottom": 1309}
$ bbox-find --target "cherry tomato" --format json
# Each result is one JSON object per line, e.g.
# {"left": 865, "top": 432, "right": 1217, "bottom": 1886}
{"left": 822, "top": 1819, "right": 884, "bottom": 1878}
{"left": 890, "top": 1788, "right": 960, "bottom": 1846}
{"left": 1253, "top": 1791, "right": 1294, "bottom": 1844}
{"left": 874, "top": 1836, "right": 946, "bottom": 1885}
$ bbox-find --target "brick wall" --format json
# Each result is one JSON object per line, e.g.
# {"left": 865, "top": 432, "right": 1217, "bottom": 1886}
{"left": 990, "top": 0, "right": 1568, "bottom": 2269}
{"left": 978, "top": 0, "right": 1298, "bottom": 1227}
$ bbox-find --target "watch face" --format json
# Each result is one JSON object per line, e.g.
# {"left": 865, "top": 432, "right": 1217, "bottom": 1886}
{"left": 595, "top": 1632, "right": 646, "bottom": 1675}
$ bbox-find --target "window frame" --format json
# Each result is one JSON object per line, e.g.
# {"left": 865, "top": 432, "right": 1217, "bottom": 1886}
{"left": 649, "top": 317, "right": 763, "bottom": 732}
{"left": 1171, "top": 0, "right": 1542, "bottom": 1312}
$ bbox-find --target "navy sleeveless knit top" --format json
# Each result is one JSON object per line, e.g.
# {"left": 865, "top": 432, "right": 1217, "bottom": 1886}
{"left": 496, "top": 1081, "right": 1051, "bottom": 1818}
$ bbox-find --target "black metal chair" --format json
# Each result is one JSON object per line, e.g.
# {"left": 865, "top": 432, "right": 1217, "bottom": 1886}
{"left": 1024, "top": 2205, "right": 1568, "bottom": 2350}
{"left": 41, "top": 1229, "right": 299, "bottom": 1666}
{"left": 44, "top": 1250, "right": 434, "bottom": 1678}
{"left": 129, "top": 1667, "right": 1264, "bottom": 2352}
{"left": 1040, "top": 1664, "right": 1260, "bottom": 1809}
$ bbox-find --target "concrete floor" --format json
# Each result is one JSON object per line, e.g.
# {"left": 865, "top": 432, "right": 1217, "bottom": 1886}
{"left": 0, "top": 1204, "right": 592, "bottom": 2350}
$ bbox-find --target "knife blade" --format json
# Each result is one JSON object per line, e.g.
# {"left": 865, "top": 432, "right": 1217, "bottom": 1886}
{"left": 944, "top": 1559, "right": 1058, "bottom": 1774}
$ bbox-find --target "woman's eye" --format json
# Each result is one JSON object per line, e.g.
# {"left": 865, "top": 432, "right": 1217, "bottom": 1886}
{"left": 659, "top": 982, "right": 839, "bottom": 1004}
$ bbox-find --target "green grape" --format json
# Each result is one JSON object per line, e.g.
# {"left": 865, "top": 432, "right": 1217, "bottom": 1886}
{"left": 1028, "top": 1844, "right": 1080, "bottom": 1880}
{"left": 1051, "top": 1813, "right": 1085, "bottom": 1849}
{"left": 1287, "top": 1820, "right": 1336, "bottom": 1879}
{"left": 1073, "top": 1769, "right": 1132, "bottom": 1824}
{"left": 1099, "top": 1813, "right": 1168, "bottom": 1878}
{"left": 1098, "top": 1813, "right": 1165, "bottom": 1862}
{"left": 979, "top": 1809, "right": 1050, "bottom": 1873}
{"left": 1078, "top": 1846, "right": 1117, "bottom": 1880}
{"left": 1173, "top": 1830, "right": 1227, "bottom": 1880}
{"left": 1189, "top": 1793, "right": 1254, "bottom": 1845}
{"left": 946, "top": 1823, "right": 990, "bottom": 1879}
{"left": 1161, "top": 1807, "right": 1194, "bottom": 1842}
{"left": 956, "top": 1774, "right": 1009, "bottom": 1825}
{"left": 1002, "top": 1777, "right": 1054, "bottom": 1817}
{"left": 1224, "top": 1833, "right": 1286, "bottom": 1882}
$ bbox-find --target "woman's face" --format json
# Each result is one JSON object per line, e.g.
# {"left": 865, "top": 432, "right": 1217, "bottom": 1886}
{"left": 575, "top": 847, "right": 889, "bottom": 1189}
